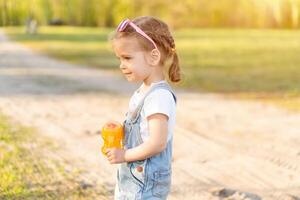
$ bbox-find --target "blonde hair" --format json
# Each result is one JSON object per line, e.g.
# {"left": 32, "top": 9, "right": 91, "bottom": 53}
{"left": 110, "top": 16, "right": 181, "bottom": 83}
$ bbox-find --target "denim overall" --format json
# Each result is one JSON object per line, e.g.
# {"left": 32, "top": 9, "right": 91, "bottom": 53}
{"left": 115, "top": 82, "right": 177, "bottom": 200}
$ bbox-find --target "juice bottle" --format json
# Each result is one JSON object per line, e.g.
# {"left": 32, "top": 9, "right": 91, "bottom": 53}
{"left": 101, "top": 121, "right": 124, "bottom": 155}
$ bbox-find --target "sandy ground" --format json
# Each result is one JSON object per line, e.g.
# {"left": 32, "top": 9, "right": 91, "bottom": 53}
{"left": 1, "top": 30, "right": 300, "bottom": 200}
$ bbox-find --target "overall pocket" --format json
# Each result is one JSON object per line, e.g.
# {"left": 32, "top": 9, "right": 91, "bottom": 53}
{"left": 129, "top": 160, "right": 146, "bottom": 188}
{"left": 151, "top": 169, "right": 171, "bottom": 198}
{"left": 118, "top": 163, "right": 143, "bottom": 194}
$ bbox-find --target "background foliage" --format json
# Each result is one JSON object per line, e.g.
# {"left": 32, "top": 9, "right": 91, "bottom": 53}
{"left": 1, "top": 0, "right": 300, "bottom": 28}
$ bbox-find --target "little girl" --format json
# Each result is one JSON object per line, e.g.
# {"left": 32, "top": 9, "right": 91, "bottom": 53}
{"left": 106, "top": 16, "right": 181, "bottom": 200}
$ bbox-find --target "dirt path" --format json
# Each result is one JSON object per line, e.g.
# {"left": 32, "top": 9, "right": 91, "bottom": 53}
{"left": 1, "top": 30, "right": 300, "bottom": 200}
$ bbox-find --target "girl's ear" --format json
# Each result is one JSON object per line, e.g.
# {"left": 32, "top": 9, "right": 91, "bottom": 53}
{"left": 147, "top": 49, "right": 161, "bottom": 66}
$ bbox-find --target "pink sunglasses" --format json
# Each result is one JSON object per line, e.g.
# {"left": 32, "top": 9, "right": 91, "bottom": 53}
{"left": 116, "top": 19, "right": 158, "bottom": 50}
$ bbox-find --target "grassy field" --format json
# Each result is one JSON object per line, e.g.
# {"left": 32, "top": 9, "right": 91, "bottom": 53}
{"left": 0, "top": 114, "right": 108, "bottom": 199}
{"left": 3, "top": 26, "right": 300, "bottom": 111}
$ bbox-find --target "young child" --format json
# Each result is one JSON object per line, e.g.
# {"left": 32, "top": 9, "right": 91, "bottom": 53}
{"left": 106, "top": 16, "right": 181, "bottom": 200}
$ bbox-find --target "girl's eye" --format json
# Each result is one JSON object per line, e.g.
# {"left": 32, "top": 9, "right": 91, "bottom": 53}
{"left": 124, "top": 57, "right": 131, "bottom": 60}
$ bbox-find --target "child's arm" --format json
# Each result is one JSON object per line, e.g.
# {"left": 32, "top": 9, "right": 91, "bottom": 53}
{"left": 106, "top": 113, "right": 168, "bottom": 164}
{"left": 125, "top": 113, "right": 168, "bottom": 162}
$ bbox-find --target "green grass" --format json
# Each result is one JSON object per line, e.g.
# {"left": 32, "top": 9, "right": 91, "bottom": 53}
{"left": 4, "top": 26, "right": 116, "bottom": 70}
{"left": 3, "top": 26, "right": 300, "bottom": 110}
{"left": 175, "top": 29, "right": 300, "bottom": 94}
{"left": 226, "top": 92, "right": 300, "bottom": 112}
{"left": 0, "top": 114, "right": 108, "bottom": 199}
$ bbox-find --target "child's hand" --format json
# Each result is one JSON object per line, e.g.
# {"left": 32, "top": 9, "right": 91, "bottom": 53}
{"left": 106, "top": 148, "right": 126, "bottom": 164}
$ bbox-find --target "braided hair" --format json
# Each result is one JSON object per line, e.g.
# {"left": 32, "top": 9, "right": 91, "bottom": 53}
{"left": 111, "top": 16, "right": 181, "bottom": 83}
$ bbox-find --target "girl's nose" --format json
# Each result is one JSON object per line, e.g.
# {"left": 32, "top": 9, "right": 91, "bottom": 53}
{"left": 119, "top": 62, "right": 126, "bottom": 70}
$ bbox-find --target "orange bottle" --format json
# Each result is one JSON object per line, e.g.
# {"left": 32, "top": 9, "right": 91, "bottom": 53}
{"left": 101, "top": 121, "right": 124, "bottom": 155}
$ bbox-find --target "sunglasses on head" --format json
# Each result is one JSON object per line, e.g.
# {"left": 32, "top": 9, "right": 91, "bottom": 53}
{"left": 116, "top": 19, "right": 158, "bottom": 51}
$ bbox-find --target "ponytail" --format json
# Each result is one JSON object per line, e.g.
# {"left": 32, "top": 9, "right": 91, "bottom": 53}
{"left": 168, "top": 52, "right": 181, "bottom": 82}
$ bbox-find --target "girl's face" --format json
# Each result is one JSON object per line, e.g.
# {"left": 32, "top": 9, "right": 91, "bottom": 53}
{"left": 112, "top": 37, "right": 152, "bottom": 82}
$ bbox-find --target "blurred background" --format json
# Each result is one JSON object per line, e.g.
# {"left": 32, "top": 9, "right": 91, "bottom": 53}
{"left": 1, "top": 0, "right": 300, "bottom": 110}
{"left": 1, "top": 1, "right": 300, "bottom": 199}
{"left": 1, "top": 0, "right": 300, "bottom": 28}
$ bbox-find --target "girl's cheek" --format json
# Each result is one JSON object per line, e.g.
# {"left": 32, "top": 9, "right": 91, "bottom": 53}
{"left": 123, "top": 59, "right": 128, "bottom": 64}
{"left": 127, "top": 63, "right": 133, "bottom": 70}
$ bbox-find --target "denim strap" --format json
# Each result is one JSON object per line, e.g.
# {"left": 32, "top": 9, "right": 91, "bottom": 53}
{"left": 128, "top": 82, "right": 177, "bottom": 124}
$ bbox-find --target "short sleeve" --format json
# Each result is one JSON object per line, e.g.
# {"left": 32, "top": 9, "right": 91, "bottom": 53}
{"left": 143, "top": 89, "right": 175, "bottom": 119}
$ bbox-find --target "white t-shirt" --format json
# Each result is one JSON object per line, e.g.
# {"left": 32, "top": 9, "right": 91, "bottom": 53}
{"left": 128, "top": 80, "right": 176, "bottom": 142}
